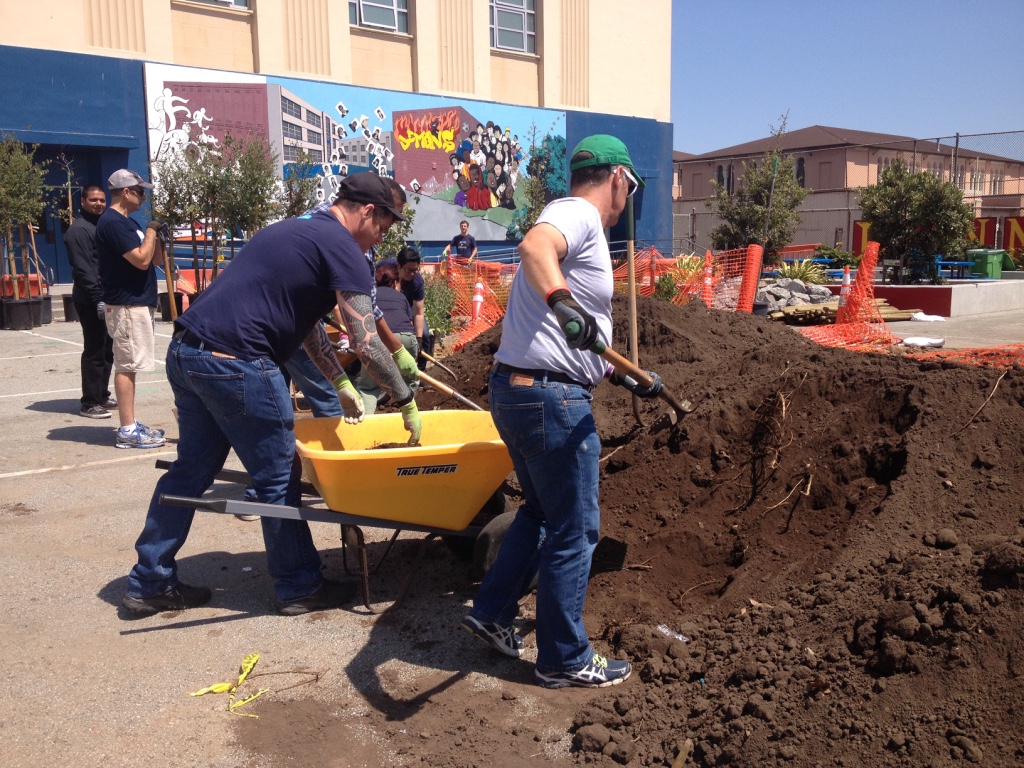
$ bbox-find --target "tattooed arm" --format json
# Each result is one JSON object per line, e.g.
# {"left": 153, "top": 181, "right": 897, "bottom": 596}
{"left": 303, "top": 322, "right": 346, "bottom": 383}
{"left": 335, "top": 290, "right": 412, "bottom": 404}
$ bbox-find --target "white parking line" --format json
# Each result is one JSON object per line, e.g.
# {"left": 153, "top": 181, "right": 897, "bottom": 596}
{"left": 0, "top": 352, "right": 81, "bottom": 360}
{"left": 18, "top": 330, "right": 82, "bottom": 346}
{"left": 0, "top": 379, "right": 170, "bottom": 399}
{"left": 0, "top": 450, "right": 177, "bottom": 479}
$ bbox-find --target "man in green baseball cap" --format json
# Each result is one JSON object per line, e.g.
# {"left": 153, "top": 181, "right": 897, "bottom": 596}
{"left": 461, "top": 133, "right": 664, "bottom": 689}
{"left": 568, "top": 133, "right": 645, "bottom": 192}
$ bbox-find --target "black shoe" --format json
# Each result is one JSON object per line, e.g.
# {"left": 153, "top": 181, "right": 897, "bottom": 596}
{"left": 122, "top": 582, "right": 212, "bottom": 616}
{"left": 276, "top": 579, "right": 357, "bottom": 616}
{"left": 81, "top": 404, "right": 112, "bottom": 419}
{"left": 102, "top": 397, "right": 118, "bottom": 410}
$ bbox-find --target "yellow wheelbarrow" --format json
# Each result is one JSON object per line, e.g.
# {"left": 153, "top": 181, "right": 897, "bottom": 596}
{"left": 158, "top": 410, "right": 513, "bottom": 612}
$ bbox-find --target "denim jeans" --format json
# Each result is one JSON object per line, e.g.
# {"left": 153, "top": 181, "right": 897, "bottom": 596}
{"left": 125, "top": 337, "right": 324, "bottom": 602}
{"left": 284, "top": 344, "right": 343, "bottom": 419}
{"left": 470, "top": 367, "right": 601, "bottom": 674}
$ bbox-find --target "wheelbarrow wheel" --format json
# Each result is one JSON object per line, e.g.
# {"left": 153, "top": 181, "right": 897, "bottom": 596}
{"left": 471, "top": 511, "right": 538, "bottom": 591}
{"left": 442, "top": 489, "right": 512, "bottom": 561}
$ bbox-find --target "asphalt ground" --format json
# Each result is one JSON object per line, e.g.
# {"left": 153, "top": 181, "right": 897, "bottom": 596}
{"left": 2, "top": 290, "right": 1023, "bottom": 766}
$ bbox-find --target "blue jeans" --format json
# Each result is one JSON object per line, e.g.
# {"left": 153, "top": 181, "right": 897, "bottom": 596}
{"left": 285, "top": 344, "right": 343, "bottom": 419}
{"left": 470, "top": 368, "right": 601, "bottom": 674}
{"left": 126, "top": 337, "right": 324, "bottom": 602}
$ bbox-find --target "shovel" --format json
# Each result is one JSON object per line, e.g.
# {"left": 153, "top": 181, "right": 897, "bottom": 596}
{"left": 419, "top": 370, "right": 483, "bottom": 411}
{"left": 566, "top": 322, "right": 696, "bottom": 427}
{"left": 419, "top": 350, "right": 457, "bottom": 380}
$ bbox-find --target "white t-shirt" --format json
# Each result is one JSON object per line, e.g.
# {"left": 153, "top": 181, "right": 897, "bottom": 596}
{"left": 496, "top": 197, "right": 613, "bottom": 385}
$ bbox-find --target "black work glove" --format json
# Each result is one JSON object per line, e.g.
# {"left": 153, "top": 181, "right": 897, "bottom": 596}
{"left": 147, "top": 220, "right": 171, "bottom": 246}
{"left": 546, "top": 288, "right": 599, "bottom": 351}
{"left": 610, "top": 369, "right": 664, "bottom": 399}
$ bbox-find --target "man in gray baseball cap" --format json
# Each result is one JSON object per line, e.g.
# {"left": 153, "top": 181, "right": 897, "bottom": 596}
{"left": 95, "top": 168, "right": 168, "bottom": 449}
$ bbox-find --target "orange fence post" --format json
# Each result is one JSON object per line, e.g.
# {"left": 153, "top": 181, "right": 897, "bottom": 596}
{"left": 736, "top": 244, "right": 764, "bottom": 313}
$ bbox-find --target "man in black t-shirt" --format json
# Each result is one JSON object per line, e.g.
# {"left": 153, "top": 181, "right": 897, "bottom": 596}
{"left": 443, "top": 220, "right": 478, "bottom": 260}
{"left": 122, "top": 173, "right": 418, "bottom": 619}
{"left": 95, "top": 169, "right": 166, "bottom": 449}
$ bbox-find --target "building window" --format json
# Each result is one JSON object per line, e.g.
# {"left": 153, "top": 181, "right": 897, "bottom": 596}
{"left": 490, "top": 0, "right": 536, "bottom": 54}
{"left": 189, "top": 0, "right": 250, "bottom": 8}
{"left": 795, "top": 157, "right": 806, "bottom": 188}
{"left": 991, "top": 172, "right": 1004, "bottom": 195}
{"left": 283, "top": 144, "right": 299, "bottom": 162}
{"left": 726, "top": 164, "right": 735, "bottom": 195}
{"left": 305, "top": 110, "right": 322, "bottom": 130}
{"left": 308, "top": 148, "right": 323, "bottom": 163}
{"left": 349, "top": 0, "right": 409, "bottom": 34}
{"left": 282, "top": 96, "right": 302, "bottom": 119}
{"left": 307, "top": 129, "right": 322, "bottom": 146}
{"left": 282, "top": 121, "right": 303, "bottom": 141}
{"left": 715, "top": 165, "right": 724, "bottom": 187}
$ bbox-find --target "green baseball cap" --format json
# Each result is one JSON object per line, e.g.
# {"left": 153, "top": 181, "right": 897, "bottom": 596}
{"left": 569, "top": 134, "right": 646, "bottom": 188}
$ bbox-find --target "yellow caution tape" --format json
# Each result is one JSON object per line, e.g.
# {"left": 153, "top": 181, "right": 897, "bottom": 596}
{"left": 189, "top": 653, "right": 266, "bottom": 718}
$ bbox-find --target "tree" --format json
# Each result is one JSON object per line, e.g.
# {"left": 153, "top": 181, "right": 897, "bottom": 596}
{"left": 507, "top": 122, "right": 566, "bottom": 241}
{"left": 708, "top": 145, "right": 808, "bottom": 262}
{"left": 221, "top": 134, "right": 280, "bottom": 257}
{"left": 857, "top": 158, "right": 974, "bottom": 284}
{"left": 281, "top": 148, "right": 322, "bottom": 219}
{"left": 0, "top": 134, "right": 49, "bottom": 291}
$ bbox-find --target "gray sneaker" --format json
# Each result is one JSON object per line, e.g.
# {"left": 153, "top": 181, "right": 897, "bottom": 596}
{"left": 81, "top": 405, "right": 112, "bottom": 419}
{"left": 460, "top": 614, "right": 524, "bottom": 658}
{"left": 116, "top": 426, "right": 166, "bottom": 449}
{"left": 535, "top": 654, "right": 632, "bottom": 689}
{"left": 135, "top": 421, "right": 166, "bottom": 438}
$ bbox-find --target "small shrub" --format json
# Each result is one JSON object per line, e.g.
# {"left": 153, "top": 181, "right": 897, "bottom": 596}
{"left": 776, "top": 259, "right": 826, "bottom": 284}
{"left": 653, "top": 273, "right": 677, "bottom": 302}
{"left": 424, "top": 271, "right": 455, "bottom": 336}
{"left": 815, "top": 244, "right": 860, "bottom": 269}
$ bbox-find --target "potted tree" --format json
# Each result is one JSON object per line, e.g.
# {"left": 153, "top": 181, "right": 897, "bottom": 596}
{"left": 0, "top": 134, "right": 48, "bottom": 330}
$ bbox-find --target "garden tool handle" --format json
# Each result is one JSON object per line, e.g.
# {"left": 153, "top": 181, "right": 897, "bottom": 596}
{"left": 419, "top": 371, "right": 484, "bottom": 411}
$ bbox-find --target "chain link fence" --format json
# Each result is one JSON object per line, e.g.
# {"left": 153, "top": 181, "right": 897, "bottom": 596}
{"left": 671, "top": 129, "right": 1024, "bottom": 259}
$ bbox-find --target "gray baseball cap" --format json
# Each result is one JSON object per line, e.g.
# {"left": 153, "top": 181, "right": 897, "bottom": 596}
{"left": 107, "top": 169, "right": 153, "bottom": 190}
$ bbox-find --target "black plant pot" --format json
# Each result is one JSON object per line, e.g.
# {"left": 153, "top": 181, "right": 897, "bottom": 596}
{"left": 29, "top": 296, "right": 43, "bottom": 326}
{"left": 159, "top": 292, "right": 185, "bottom": 323}
{"left": 62, "top": 294, "right": 80, "bottom": 322}
{"left": 3, "top": 298, "right": 35, "bottom": 330}
{"left": 40, "top": 295, "right": 52, "bottom": 324}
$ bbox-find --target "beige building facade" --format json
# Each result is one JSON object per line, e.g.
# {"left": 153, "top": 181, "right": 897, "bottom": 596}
{"left": 1, "top": 0, "right": 671, "bottom": 122}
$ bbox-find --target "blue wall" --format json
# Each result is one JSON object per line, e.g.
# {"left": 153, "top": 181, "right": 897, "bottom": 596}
{"left": 0, "top": 46, "right": 150, "bottom": 282}
{"left": 565, "top": 110, "right": 674, "bottom": 250}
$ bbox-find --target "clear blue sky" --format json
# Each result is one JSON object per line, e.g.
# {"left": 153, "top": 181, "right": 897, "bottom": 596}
{"left": 671, "top": 0, "right": 1024, "bottom": 154}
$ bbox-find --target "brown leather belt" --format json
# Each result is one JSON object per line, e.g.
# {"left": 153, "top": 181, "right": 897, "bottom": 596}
{"left": 494, "top": 362, "right": 595, "bottom": 392}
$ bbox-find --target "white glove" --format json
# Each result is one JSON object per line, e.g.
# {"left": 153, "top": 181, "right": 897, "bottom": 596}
{"left": 332, "top": 374, "right": 365, "bottom": 424}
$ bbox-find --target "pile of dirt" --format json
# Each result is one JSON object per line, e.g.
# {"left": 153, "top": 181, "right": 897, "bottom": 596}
{"left": 407, "top": 296, "right": 1024, "bottom": 767}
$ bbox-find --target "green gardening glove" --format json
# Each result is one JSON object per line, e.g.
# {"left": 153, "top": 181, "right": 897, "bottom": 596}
{"left": 332, "top": 373, "right": 365, "bottom": 424}
{"left": 400, "top": 400, "right": 422, "bottom": 445}
{"left": 392, "top": 346, "right": 420, "bottom": 384}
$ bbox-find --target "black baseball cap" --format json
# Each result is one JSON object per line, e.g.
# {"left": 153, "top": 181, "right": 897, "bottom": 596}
{"left": 336, "top": 173, "right": 407, "bottom": 222}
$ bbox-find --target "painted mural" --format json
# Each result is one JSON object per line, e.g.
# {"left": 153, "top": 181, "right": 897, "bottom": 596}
{"left": 143, "top": 63, "right": 565, "bottom": 242}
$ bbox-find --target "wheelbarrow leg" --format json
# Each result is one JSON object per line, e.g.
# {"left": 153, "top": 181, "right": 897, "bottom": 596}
{"left": 340, "top": 525, "right": 376, "bottom": 614}
{"left": 389, "top": 533, "right": 440, "bottom": 611}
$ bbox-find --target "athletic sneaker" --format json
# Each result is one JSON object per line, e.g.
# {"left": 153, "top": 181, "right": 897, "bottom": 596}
{"left": 116, "top": 425, "right": 166, "bottom": 449}
{"left": 535, "top": 654, "right": 632, "bottom": 689}
{"left": 460, "top": 614, "right": 524, "bottom": 658}
{"left": 122, "top": 582, "right": 212, "bottom": 616}
{"left": 102, "top": 397, "right": 118, "bottom": 409}
{"left": 81, "top": 404, "right": 112, "bottom": 419}
{"left": 135, "top": 421, "right": 165, "bottom": 438}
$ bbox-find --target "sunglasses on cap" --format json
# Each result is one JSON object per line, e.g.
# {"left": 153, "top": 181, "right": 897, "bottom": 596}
{"left": 618, "top": 167, "right": 639, "bottom": 197}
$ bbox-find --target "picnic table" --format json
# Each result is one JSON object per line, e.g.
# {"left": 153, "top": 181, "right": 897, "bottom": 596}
{"left": 936, "top": 260, "right": 974, "bottom": 279}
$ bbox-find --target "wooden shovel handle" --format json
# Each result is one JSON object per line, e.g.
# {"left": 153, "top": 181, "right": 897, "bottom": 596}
{"left": 419, "top": 370, "right": 483, "bottom": 411}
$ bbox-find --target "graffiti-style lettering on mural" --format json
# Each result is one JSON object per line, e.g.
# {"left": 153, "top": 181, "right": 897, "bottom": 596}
{"left": 1004, "top": 217, "right": 1024, "bottom": 254}
{"left": 394, "top": 111, "right": 461, "bottom": 153}
{"left": 971, "top": 218, "right": 996, "bottom": 247}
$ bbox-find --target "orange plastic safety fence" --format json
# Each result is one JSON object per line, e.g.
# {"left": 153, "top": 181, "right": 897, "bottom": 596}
{"left": 799, "top": 241, "right": 896, "bottom": 349}
{"left": 444, "top": 257, "right": 517, "bottom": 351}
{"left": 610, "top": 246, "right": 675, "bottom": 297}
{"left": 900, "top": 344, "right": 1024, "bottom": 370}
{"left": 671, "top": 246, "right": 761, "bottom": 311}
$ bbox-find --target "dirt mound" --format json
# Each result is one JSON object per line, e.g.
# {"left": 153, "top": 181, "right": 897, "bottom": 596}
{"left": 411, "top": 296, "right": 1024, "bottom": 767}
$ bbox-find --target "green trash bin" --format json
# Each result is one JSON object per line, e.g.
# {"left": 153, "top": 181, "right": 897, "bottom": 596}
{"left": 968, "top": 249, "right": 1003, "bottom": 279}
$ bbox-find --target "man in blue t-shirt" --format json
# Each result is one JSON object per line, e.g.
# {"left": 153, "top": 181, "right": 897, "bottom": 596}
{"left": 95, "top": 169, "right": 167, "bottom": 450}
{"left": 443, "top": 220, "right": 478, "bottom": 260}
{"left": 122, "top": 173, "right": 420, "bottom": 618}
